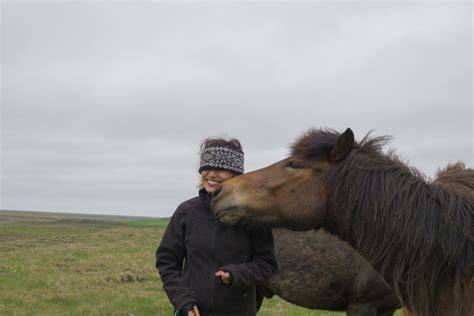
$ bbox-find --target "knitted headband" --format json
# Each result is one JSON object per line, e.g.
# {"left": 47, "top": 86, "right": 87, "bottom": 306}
{"left": 199, "top": 146, "right": 244, "bottom": 175}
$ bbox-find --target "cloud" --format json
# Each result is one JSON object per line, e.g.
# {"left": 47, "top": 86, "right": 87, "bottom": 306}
{"left": 2, "top": 2, "right": 472, "bottom": 216}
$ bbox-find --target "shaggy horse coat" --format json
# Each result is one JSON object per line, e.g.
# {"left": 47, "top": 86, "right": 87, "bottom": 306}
{"left": 211, "top": 128, "right": 473, "bottom": 316}
{"left": 260, "top": 228, "right": 401, "bottom": 316}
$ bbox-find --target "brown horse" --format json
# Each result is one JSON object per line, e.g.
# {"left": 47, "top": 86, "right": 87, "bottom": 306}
{"left": 263, "top": 163, "right": 471, "bottom": 316}
{"left": 260, "top": 228, "right": 401, "bottom": 315}
{"left": 211, "top": 128, "right": 473, "bottom": 316}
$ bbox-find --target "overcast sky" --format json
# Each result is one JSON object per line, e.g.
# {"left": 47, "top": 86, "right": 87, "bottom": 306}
{"left": 1, "top": 1, "right": 472, "bottom": 217}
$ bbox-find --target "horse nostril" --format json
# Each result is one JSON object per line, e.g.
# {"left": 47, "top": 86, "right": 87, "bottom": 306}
{"left": 212, "top": 187, "right": 223, "bottom": 200}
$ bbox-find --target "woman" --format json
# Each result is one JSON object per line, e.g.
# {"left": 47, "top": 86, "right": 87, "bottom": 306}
{"left": 156, "top": 137, "right": 277, "bottom": 316}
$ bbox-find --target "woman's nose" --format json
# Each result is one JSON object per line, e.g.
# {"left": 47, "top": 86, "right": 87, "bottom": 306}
{"left": 208, "top": 170, "right": 217, "bottom": 176}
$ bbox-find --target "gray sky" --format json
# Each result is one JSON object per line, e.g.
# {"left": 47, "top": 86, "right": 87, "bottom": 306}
{"left": 1, "top": 1, "right": 472, "bottom": 217}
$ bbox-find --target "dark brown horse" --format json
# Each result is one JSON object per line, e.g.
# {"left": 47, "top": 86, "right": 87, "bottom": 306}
{"left": 260, "top": 228, "right": 401, "bottom": 315}
{"left": 211, "top": 128, "right": 473, "bottom": 316}
{"left": 262, "top": 164, "right": 471, "bottom": 316}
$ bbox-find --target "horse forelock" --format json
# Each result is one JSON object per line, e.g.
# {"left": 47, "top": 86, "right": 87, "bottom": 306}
{"left": 290, "top": 128, "right": 393, "bottom": 161}
{"left": 312, "top": 132, "right": 474, "bottom": 316}
{"left": 290, "top": 128, "right": 341, "bottom": 160}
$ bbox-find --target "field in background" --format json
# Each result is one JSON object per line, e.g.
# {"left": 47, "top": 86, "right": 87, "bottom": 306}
{"left": 0, "top": 210, "right": 399, "bottom": 315}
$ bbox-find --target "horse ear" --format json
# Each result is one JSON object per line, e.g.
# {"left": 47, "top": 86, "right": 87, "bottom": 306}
{"left": 330, "top": 128, "right": 354, "bottom": 163}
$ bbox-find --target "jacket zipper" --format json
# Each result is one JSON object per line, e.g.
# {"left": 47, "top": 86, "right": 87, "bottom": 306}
{"left": 209, "top": 216, "right": 218, "bottom": 314}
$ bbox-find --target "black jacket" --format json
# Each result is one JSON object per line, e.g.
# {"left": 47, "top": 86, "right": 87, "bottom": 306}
{"left": 156, "top": 189, "right": 277, "bottom": 316}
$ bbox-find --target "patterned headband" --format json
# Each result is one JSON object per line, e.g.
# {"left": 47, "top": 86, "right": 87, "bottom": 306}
{"left": 199, "top": 146, "right": 244, "bottom": 174}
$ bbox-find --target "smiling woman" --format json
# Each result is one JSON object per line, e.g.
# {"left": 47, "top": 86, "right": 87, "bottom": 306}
{"left": 156, "top": 136, "right": 277, "bottom": 316}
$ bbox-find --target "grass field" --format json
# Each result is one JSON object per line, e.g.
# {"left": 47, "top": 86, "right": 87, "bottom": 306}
{"left": 0, "top": 210, "right": 400, "bottom": 315}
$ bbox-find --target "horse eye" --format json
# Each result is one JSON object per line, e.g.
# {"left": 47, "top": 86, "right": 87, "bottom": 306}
{"left": 287, "top": 161, "right": 304, "bottom": 169}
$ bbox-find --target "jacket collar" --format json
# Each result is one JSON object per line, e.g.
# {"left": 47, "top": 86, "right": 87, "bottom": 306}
{"left": 199, "top": 188, "right": 212, "bottom": 209}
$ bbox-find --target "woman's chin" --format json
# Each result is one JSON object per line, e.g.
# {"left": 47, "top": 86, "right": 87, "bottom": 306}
{"left": 204, "top": 184, "right": 223, "bottom": 193}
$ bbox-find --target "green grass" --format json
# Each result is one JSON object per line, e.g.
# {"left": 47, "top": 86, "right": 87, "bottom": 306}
{"left": 125, "top": 218, "right": 170, "bottom": 228}
{"left": 0, "top": 211, "right": 401, "bottom": 315}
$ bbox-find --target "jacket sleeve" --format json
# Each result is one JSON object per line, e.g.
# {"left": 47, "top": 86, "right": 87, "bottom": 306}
{"left": 156, "top": 205, "right": 197, "bottom": 312}
{"left": 219, "top": 228, "right": 277, "bottom": 289}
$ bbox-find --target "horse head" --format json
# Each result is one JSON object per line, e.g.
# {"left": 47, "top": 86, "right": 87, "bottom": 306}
{"left": 211, "top": 128, "right": 355, "bottom": 230}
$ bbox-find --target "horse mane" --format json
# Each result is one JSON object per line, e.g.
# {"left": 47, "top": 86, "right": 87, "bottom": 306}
{"left": 434, "top": 162, "right": 474, "bottom": 195}
{"left": 291, "top": 129, "right": 474, "bottom": 316}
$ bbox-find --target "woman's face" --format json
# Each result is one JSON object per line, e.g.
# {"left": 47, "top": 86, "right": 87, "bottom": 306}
{"left": 200, "top": 169, "right": 235, "bottom": 193}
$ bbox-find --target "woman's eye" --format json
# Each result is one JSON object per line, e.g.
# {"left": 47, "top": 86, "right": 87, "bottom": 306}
{"left": 287, "top": 161, "right": 304, "bottom": 169}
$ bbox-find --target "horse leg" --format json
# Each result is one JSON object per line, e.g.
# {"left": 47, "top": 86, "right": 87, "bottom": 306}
{"left": 346, "top": 303, "right": 380, "bottom": 316}
{"left": 346, "top": 295, "right": 400, "bottom": 316}
{"left": 346, "top": 304, "right": 400, "bottom": 316}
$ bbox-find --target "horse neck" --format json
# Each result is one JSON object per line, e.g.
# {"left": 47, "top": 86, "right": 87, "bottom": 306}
{"left": 326, "top": 154, "right": 426, "bottom": 246}
{"left": 324, "top": 153, "right": 472, "bottom": 315}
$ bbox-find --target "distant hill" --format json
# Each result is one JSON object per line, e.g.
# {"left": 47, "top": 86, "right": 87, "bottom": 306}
{"left": 0, "top": 209, "right": 164, "bottom": 224}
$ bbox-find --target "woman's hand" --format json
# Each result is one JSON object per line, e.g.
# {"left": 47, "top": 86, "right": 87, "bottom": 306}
{"left": 187, "top": 305, "right": 200, "bottom": 316}
{"left": 215, "top": 270, "right": 231, "bottom": 285}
